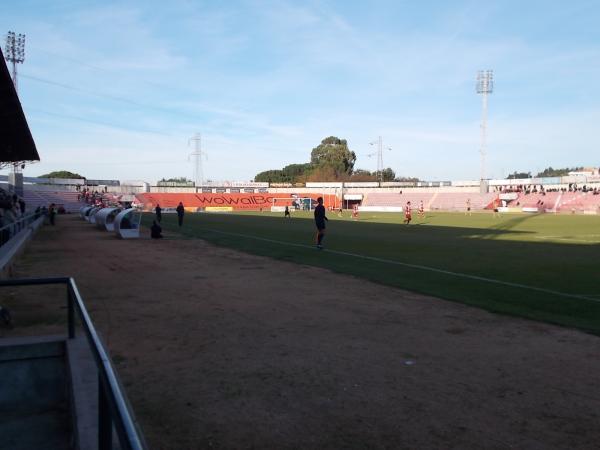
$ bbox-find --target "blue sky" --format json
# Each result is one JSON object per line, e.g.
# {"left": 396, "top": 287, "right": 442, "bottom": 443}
{"left": 2, "top": 0, "right": 600, "bottom": 182}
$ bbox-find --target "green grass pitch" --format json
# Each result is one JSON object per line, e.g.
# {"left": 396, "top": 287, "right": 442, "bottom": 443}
{"left": 145, "top": 211, "right": 600, "bottom": 334}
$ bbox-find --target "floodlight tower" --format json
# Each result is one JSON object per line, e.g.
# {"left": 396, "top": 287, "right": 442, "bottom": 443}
{"left": 369, "top": 136, "right": 392, "bottom": 183}
{"left": 476, "top": 70, "right": 493, "bottom": 180}
{"left": 5, "top": 31, "right": 25, "bottom": 92}
{"left": 5, "top": 31, "right": 26, "bottom": 180}
{"left": 188, "top": 133, "right": 205, "bottom": 188}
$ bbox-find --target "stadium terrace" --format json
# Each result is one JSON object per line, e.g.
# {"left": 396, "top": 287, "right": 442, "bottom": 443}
{"left": 2, "top": 172, "right": 600, "bottom": 214}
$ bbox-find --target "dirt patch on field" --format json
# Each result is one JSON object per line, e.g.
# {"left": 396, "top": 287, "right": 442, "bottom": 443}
{"left": 2, "top": 215, "right": 600, "bottom": 449}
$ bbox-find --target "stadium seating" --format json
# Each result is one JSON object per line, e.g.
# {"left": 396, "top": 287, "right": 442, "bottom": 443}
{"left": 514, "top": 192, "right": 561, "bottom": 210}
{"left": 557, "top": 191, "right": 600, "bottom": 212}
{"left": 363, "top": 192, "right": 435, "bottom": 208}
{"left": 363, "top": 192, "right": 497, "bottom": 211}
{"left": 432, "top": 192, "right": 497, "bottom": 210}
{"left": 22, "top": 189, "right": 84, "bottom": 213}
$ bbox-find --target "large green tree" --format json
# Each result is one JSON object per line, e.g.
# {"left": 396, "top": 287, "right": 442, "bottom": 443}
{"left": 282, "top": 163, "right": 312, "bottom": 180}
{"left": 256, "top": 136, "right": 394, "bottom": 182}
{"left": 395, "top": 176, "right": 420, "bottom": 182}
{"left": 255, "top": 163, "right": 314, "bottom": 183}
{"left": 348, "top": 167, "right": 397, "bottom": 182}
{"left": 506, "top": 171, "right": 532, "bottom": 179}
{"left": 381, "top": 167, "right": 396, "bottom": 181}
{"left": 160, "top": 177, "right": 193, "bottom": 182}
{"left": 536, "top": 166, "right": 583, "bottom": 177}
{"left": 254, "top": 170, "right": 287, "bottom": 183}
{"left": 39, "top": 170, "right": 85, "bottom": 179}
{"left": 310, "top": 136, "right": 356, "bottom": 177}
{"left": 349, "top": 169, "right": 377, "bottom": 181}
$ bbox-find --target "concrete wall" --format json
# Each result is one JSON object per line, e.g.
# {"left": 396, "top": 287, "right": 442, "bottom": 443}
{"left": 0, "top": 216, "right": 45, "bottom": 279}
{"left": 0, "top": 336, "right": 70, "bottom": 450}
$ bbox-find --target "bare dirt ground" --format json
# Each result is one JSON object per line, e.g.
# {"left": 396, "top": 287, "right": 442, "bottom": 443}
{"left": 2, "top": 215, "right": 600, "bottom": 449}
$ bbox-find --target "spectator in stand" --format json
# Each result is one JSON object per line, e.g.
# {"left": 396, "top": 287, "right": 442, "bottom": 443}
{"left": 18, "top": 198, "right": 25, "bottom": 215}
{"left": 155, "top": 204, "right": 162, "bottom": 223}
{"left": 176, "top": 202, "right": 185, "bottom": 227}
{"left": 11, "top": 198, "right": 21, "bottom": 219}
{"left": 49, "top": 203, "right": 56, "bottom": 226}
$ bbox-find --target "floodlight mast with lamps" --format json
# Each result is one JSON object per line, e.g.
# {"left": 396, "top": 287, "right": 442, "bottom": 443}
{"left": 476, "top": 69, "right": 493, "bottom": 181}
{"left": 5, "top": 31, "right": 26, "bottom": 174}
{"left": 5, "top": 31, "right": 25, "bottom": 92}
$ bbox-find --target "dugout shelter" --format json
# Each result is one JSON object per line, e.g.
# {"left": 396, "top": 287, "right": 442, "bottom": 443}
{"left": 85, "top": 207, "right": 101, "bottom": 223}
{"left": 79, "top": 206, "right": 94, "bottom": 220}
{"left": 94, "top": 207, "right": 122, "bottom": 231}
{"left": 113, "top": 208, "right": 142, "bottom": 239}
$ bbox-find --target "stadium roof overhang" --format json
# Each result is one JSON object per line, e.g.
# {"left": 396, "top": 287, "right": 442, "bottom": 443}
{"left": 0, "top": 47, "right": 40, "bottom": 168}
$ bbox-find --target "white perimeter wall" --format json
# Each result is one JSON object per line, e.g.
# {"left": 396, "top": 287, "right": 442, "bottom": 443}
{"left": 268, "top": 186, "right": 480, "bottom": 195}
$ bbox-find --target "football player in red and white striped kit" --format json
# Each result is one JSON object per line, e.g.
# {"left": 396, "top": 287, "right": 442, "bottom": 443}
{"left": 403, "top": 201, "right": 412, "bottom": 224}
{"left": 418, "top": 200, "right": 425, "bottom": 218}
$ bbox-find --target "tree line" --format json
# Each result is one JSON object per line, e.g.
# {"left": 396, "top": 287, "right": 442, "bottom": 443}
{"left": 506, "top": 167, "right": 584, "bottom": 179}
{"left": 254, "top": 136, "right": 412, "bottom": 183}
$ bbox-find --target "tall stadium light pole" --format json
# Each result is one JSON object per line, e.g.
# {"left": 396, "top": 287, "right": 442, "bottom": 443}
{"left": 5, "top": 31, "right": 25, "bottom": 93}
{"left": 476, "top": 70, "right": 493, "bottom": 180}
{"left": 5, "top": 31, "right": 26, "bottom": 176}
{"left": 188, "top": 133, "right": 204, "bottom": 188}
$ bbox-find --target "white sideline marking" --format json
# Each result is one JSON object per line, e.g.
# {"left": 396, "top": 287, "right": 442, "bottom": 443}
{"left": 535, "top": 235, "right": 600, "bottom": 243}
{"left": 205, "top": 229, "right": 600, "bottom": 303}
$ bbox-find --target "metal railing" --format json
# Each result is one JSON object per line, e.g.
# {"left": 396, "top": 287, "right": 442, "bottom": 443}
{"left": 0, "top": 211, "right": 41, "bottom": 248}
{"left": 0, "top": 277, "right": 147, "bottom": 450}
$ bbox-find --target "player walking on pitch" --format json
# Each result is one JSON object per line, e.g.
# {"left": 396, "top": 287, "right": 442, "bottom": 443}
{"left": 492, "top": 198, "right": 500, "bottom": 218}
{"left": 176, "top": 202, "right": 185, "bottom": 226}
{"left": 314, "top": 197, "right": 328, "bottom": 249}
{"left": 403, "top": 201, "right": 412, "bottom": 224}
{"left": 466, "top": 198, "right": 471, "bottom": 216}
{"left": 418, "top": 200, "right": 425, "bottom": 219}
